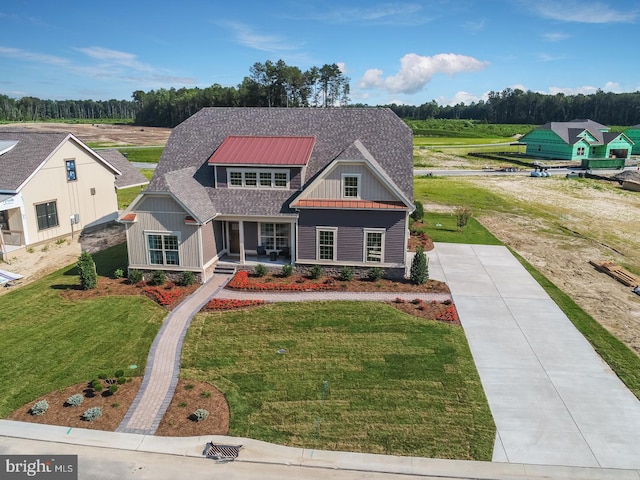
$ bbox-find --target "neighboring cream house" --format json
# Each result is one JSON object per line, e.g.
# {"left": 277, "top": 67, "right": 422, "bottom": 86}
{"left": 0, "top": 131, "right": 121, "bottom": 256}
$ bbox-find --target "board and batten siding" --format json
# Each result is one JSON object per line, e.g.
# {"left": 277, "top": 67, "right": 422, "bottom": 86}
{"left": 126, "top": 195, "right": 201, "bottom": 269}
{"left": 297, "top": 209, "right": 406, "bottom": 265}
{"left": 305, "top": 164, "right": 397, "bottom": 201}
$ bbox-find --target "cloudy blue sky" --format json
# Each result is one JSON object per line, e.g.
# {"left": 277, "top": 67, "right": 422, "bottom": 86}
{"left": 1, "top": 0, "right": 638, "bottom": 106}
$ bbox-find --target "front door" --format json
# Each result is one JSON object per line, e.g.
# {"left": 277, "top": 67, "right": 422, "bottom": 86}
{"left": 229, "top": 222, "right": 240, "bottom": 255}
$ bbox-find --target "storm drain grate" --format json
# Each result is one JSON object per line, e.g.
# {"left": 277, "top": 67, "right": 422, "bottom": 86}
{"left": 205, "top": 443, "right": 242, "bottom": 462}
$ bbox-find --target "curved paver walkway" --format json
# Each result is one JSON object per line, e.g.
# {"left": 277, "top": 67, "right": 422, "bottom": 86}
{"left": 428, "top": 243, "right": 640, "bottom": 469}
{"left": 117, "top": 274, "right": 231, "bottom": 434}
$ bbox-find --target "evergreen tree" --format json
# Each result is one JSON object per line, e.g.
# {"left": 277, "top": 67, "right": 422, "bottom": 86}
{"left": 410, "top": 245, "right": 429, "bottom": 285}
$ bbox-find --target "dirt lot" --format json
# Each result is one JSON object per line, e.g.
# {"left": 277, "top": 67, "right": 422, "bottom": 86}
{"left": 419, "top": 151, "right": 640, "bottom": 356}
{"left": 0, "top": 122, "right": 171, "bottom": 146}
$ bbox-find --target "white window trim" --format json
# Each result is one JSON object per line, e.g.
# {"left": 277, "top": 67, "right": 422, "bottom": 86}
{"left": 227, "top": 168, "right": 290, "bottom": 189}
{"left": 145, "top": 231, "right": 181, "bottom": 266}
{"left": 341, "top": 173, "right": 361, "bottom": 199}
{"left": 316, "top": 227, "right": 338, "bottom": 262}
{"left": 363, "top": 228, "right": 385, "bottom": 263}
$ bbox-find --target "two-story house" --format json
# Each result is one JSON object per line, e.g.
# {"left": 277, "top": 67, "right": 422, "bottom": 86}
{"left": 119, "top": 107, "right": 414, "bottom": 281}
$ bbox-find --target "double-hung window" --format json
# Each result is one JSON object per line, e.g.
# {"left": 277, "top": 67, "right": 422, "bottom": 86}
{"left": 342, "top": 174, "right": 360, "bottom": 198}
{"left": 35, "top": 201, "right": 59, "bottom": 230}
{"left": 147, "top": 233, "right": 180, "bottom": 265}
{"left": 317, "top": 228, "right": 337, "bottom": 261}
{"left": 364, "top": 229, "right": 384, "bottom": 263}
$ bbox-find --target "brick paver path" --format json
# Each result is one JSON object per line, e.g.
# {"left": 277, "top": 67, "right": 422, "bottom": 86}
{"left": 117, "top": 273, "right": 450, "bottom": 435}
{"left": 117, "top": 274, "right": 230, "bottom": 434}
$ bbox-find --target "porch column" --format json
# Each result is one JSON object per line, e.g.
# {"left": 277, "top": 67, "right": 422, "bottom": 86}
{"left": 239, "top": 220, "right": 245, "bottom": 264}
{"left": 289, "top": 221, "right": 296, "bottom": 264}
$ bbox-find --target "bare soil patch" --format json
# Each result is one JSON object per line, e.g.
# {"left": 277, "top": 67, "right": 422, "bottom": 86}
{"left": 0, "top": 122, "right": 171, "bottom": 146}
{"left": 443, "top": 175, "right": 640, "bottom": 355}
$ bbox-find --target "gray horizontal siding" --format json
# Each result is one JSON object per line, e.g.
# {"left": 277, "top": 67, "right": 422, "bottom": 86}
{"left": 297, "top": 209, "right": 406, "bottom": 264}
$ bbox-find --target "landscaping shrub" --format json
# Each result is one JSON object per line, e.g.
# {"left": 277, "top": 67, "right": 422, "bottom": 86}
{"left": 281, "top": 264, "right": 294, "bottom": 277}
{"left": 179, "top": 270, "right": 195, "bottom": 286}
{"left": 114, "top": 369, "right": 125, "bottom": 378}
{"left": 367, "top": 267, "right": 384, "bottom": 282}
{"left": 117, "top": 376, "right": 127, "bottom": 385}
{"left": 82, "top": 407, "right": 102, "bottom": 422}
{"left": 77, "top": 251, "right": 97, "bottom": 290}
{"left": 410, "top": 245, "right": 429, "bottom": 285}
{"left": 97, "top": 372, "right": 108, "bottom": 380}
{"left": 310, "top": 264, "right": 323, "bottom": 280}
{"left": 339, "top": 266, "right": 354, "bottom": 281}
{"left": 108, "top": 385, "right": 119, "bottom": 395}
{"left": 191, "top": 408, "right": 209, "bottom": 422}
{"left": 66, "top": 394, "right": 84, "bottom": 407}
{"left": 254, "top": 263, "right": 268, "bottom": 277}
{"left": 113, "top": 268, "right": 124, "bottom": 279}
{"left": 455, "top": 206, "right": 473, "bottom": 232}
{"left": 411, "top": 200, "right": 424, "bottom": 222}
{"left": 30, "top": 400, "right": 49, "bottom": 416}
{"left": 128, "top": 269, "right": 144, "bottom": 284}
{"left": 91, "top": 380, "right": 103, "bottom": 393}
{"left": 150, "top": 270, "right": 166, "bottom": 286}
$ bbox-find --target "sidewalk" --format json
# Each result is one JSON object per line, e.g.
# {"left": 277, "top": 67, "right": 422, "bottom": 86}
{"left": 1, "top": 420, "right": 638, "bottom": 480}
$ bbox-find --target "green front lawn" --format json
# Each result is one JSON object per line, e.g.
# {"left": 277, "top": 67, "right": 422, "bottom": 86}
{"left": 182, "top": 302, "right": 495, "bottom": 460}
{"left": 117, "top": 146, "right": 164, "bottom": 163}
{"left": 414, "top": 213, "right": 502, "bottom": 245}
{"left": 0, "top": 245, "right": 166, "bottom": 417}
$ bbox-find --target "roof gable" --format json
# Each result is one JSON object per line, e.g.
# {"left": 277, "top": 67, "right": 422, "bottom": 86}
{"left": 98, "top": 148, "right": 149, "bottom": 189}
{"left": 208, "top": 135, "right": 315, "bottom": 166}
{"left": 0, "top": 131, "right": 121, "bottom": 192}
{"left": 291, "top": 140, "right": 412, "bottom": 210}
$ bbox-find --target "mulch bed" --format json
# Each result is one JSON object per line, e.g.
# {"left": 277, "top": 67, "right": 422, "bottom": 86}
{"left": 8, "top": 378, "right": 229, "bottom": 437}
{"left": 408, "top": 224, "right": 434, "bottom": 251}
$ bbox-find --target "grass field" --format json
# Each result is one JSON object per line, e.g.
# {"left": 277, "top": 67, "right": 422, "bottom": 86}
{"left": 117, "top": 169, "right": 154, "bottom": 209}
{"left": 182, "top": 301, "right": 495, "bottom": 460}
{"left": 413, "top": 137, "right": 514, "bottom": 146}
{"left": 414, "top": 213, "right": 503, "bottom": 245}
{"left": 0, "top": 244, "right": 165, "bottom": 418}
{"left": 117, "top": 146, "right": 163, "bottom": 163}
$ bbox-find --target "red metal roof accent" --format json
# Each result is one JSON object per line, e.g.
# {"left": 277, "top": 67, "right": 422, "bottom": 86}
{"left": 184, "top": 215, "right": 198, "bottom": 223}
{"left": 121, "top": 213, "right": 137, "bottom": 222}
{"left": 208, "top": 136, "right": 315, "bottom": 166}
{"left": 292, "top": 199, "right": 406, "bottom": 210}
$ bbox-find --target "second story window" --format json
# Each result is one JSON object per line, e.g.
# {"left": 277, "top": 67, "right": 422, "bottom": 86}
{"left": 228, "top": 169, "right": 289, "bottom": 189}
{"left": 342, "top": 174, "right": 360, "bottom": 198}
{"left": 66, "top": 159, "right": 77, "bottom": 181}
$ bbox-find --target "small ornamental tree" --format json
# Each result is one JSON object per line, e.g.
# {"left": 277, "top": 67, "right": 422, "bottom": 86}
{"left": 77, "top": 251, "right": 97, "bottom": 290}
{"left": 455, "top": 206, "right": 472, "bottom": 232}
{"left": 410, "top": 245, "right": 429, "bottom": 285}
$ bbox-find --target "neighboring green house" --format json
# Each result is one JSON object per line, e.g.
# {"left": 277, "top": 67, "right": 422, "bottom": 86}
{"left": 520, "top": 119, "right": 633, "bottom": 168}
{"left": 624, "top": 124, "right": 640, "bottom": 155}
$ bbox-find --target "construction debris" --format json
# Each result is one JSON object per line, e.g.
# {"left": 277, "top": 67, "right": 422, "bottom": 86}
{"left": 589, "top": 261, "right": 640, "bottom": 288}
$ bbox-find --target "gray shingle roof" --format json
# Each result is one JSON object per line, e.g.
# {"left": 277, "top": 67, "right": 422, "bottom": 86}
{"left": 540, "top": 119, "right": 609, "bottom": 144}
{"left": 99, "top": 149, "right": 149, "bottom": 189}
{"left": 0, "top": 131, "right": 69, "bottom": 191}
{"left": 150, "top": 107, "right": 413, "bottom": 217}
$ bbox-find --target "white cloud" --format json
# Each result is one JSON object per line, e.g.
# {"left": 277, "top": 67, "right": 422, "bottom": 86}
{"left": 437, "top": 90, "right": 485, "bottom": 106}
{"left": 522, "top": 0, "right": 637, "bottom": 23}
{"left": 224, "top": 22, "right": 301, "bottom": 53}
{"left": 542, "top": 32, "right": 570, "bottom": 41}
{"left": 305, "top": 3, "right": 429, "bottom": 26}
{"left": 547, "top": 82, "right": 621, "bottom": 95}
{"left": 0, "top": 44, "right": 197, "bottom": 90}
{"left": 537, "top": 52, "right": 567, "bottom": 62}
{"left": 360, "top": 53, "right": 488, "bottom": 95}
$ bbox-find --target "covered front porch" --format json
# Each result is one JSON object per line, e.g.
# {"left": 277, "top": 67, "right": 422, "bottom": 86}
{"left": 216, "top": 217, "right": 296, "bottom": 266}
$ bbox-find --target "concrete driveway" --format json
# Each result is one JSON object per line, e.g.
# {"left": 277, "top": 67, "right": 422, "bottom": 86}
{"left": 428, "top": 243, "right": 640, "bottom": 469}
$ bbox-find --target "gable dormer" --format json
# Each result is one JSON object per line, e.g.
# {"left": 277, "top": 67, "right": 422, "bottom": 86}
{"left": 291, "top": 140, "right": 412, "bottom": 211}
{"left": 207, "top": 135, "right": 315, "bottom": 190}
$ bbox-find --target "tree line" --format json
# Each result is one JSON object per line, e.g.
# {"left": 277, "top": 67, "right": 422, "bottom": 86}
{"left": 133, "top": 60, "right": 350, "bottom": 127}
{"left": 3, "top": 64, "right": 640, "bottom": 127}
{"left": 384, "top": 88, "right": 640, "bottom": 126}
